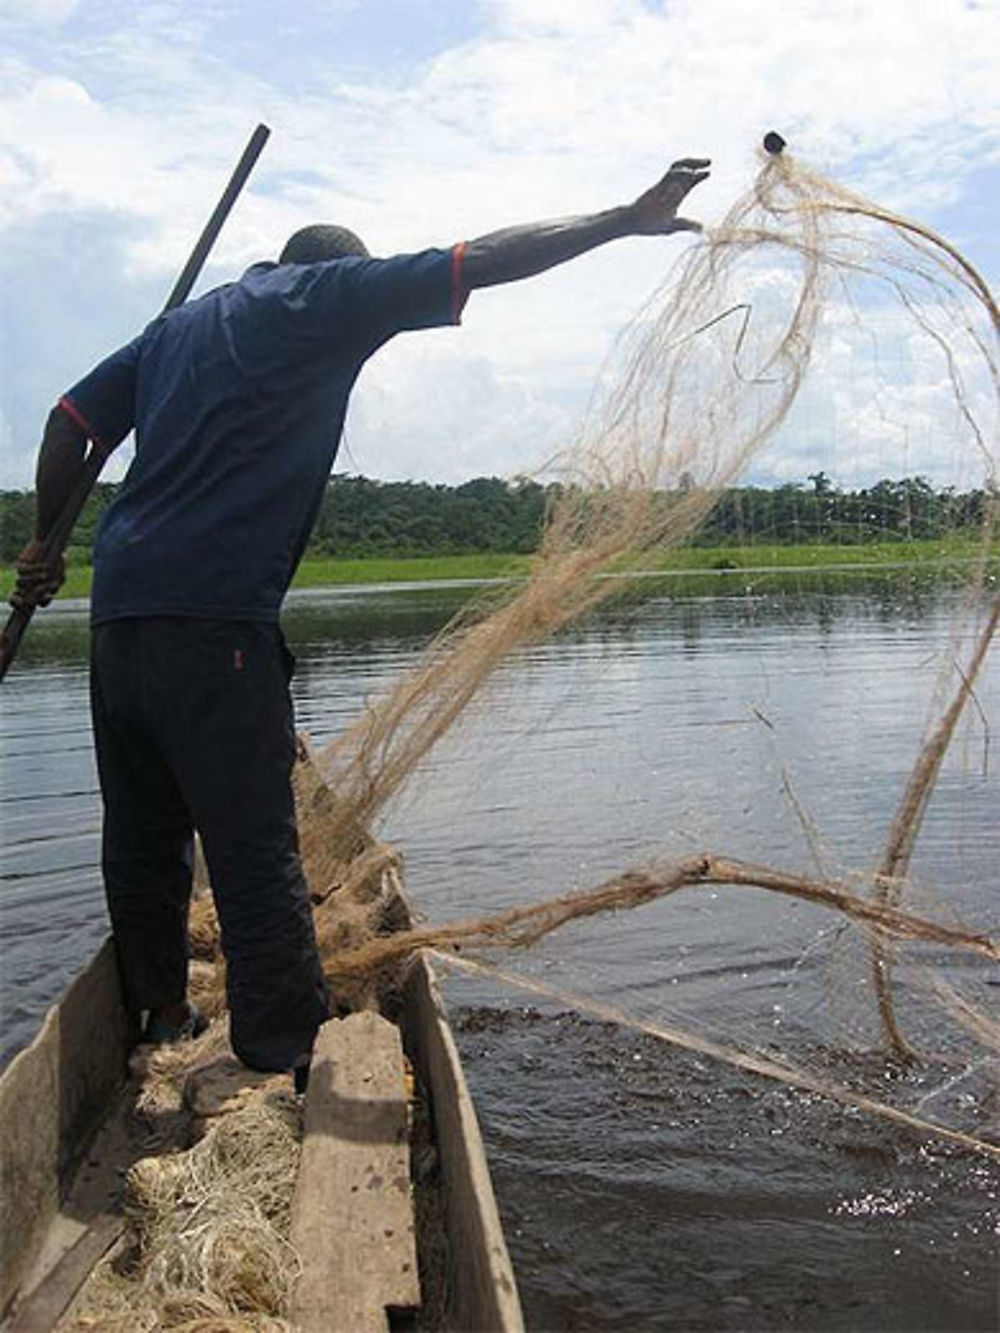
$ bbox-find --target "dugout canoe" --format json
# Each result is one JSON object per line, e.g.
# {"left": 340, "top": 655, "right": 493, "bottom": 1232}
{"left": 0, "top": 865, "right": 523, "bottom": 1332}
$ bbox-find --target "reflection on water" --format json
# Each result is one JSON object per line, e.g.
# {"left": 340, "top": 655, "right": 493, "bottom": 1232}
{"left": 1, "top": 572, "right": 998, "bottom": 1329}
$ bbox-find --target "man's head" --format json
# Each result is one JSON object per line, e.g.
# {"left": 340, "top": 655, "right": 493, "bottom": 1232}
{"left": 279, "top": 224, "right": 369, "bottom": 264}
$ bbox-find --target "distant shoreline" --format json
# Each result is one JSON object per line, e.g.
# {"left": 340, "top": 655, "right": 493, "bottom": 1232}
{"left": 0, "top": 540, "right": 991, "bottom": 602}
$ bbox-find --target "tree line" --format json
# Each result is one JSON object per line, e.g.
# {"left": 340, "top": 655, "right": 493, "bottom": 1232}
{"left": 698, "top": 473, "right": 991, "bottom": 547}
{"left": 0, "top": 471, "right": 992, "bottom": 564}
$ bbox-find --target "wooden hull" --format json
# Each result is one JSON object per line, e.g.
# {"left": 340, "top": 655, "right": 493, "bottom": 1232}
{"left": 0, "top": 903, "right": 522, "bottom": 1330}
{"left": 0, "top": 940, "right": 134, "bottom": 1321}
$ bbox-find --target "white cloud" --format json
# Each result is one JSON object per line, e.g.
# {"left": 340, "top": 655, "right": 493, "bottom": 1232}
{"left": 1, "top": 0, "right": 998, "bottom": 490}
{"left": 345, "top": 335, "right": 573, "bottom": 481}
{"left": 0, "top": 407, "right": 18, "bottom": 487}
{"left": 748, "top": 286, "right": 999, "bottom": 492}
{"left": 0, "top": 0, "right": 81, "bottom": 23}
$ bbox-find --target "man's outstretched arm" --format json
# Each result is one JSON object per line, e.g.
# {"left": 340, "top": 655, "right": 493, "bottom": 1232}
{"left": 461, "top": 157, "right": 710, "bottom": 290}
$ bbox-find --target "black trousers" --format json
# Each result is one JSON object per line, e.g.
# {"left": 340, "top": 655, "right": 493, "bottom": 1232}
{"left": 90, "top": 617, "right": 330, "bottom": 1072}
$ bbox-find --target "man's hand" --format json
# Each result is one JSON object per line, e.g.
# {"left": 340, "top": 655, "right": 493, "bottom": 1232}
{"left": 10, "top": 539, "right": 66, "bottom": 611}
{"left": 629, "top": 158, "right": 711, "bottom": 235}
{"left": 462, "top": 154, "right": 712, "bottom": 291}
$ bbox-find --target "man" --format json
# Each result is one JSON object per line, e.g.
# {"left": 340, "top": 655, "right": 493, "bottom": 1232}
{"left": 13, "top": 156, "right": 710, "bottom": 1083}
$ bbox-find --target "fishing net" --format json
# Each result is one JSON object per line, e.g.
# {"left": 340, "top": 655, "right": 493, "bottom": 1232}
{"left": 310, "top": 147, "right": 996, "bottom": 859}
{"left": 63, "top": 1095, "right": 301, "bottom": 1333}
{"left": 66, "top": 143, "right": 999, "bottom": 1325}
{"left": 298, "top": 141, "right": 997, "bottom": 1102}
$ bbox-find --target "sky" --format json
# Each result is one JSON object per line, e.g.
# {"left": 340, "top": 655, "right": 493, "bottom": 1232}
{"left": 1, "top": 0, "right": 998, "bottom": 491}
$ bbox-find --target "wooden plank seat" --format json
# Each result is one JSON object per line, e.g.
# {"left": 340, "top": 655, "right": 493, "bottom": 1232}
{"left": 291, "top": 1011, "right": 420, "bottom": 1332}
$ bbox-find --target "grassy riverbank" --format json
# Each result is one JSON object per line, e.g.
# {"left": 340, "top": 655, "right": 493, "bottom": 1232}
{"left": 292, "top": 538, "right": 989, "bottom": 584}
{"left": 0, "top": 538, "right": 990, "bottom": 602}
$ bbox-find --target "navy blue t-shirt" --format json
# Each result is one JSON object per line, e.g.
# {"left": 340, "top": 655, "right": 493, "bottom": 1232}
{"left": 65, "top": 246, "right": 466, "bottom": 625}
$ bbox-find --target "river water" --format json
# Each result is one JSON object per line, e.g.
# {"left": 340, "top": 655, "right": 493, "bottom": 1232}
{"left": 2, "top": 571, "right": 998, "bottom": 1329}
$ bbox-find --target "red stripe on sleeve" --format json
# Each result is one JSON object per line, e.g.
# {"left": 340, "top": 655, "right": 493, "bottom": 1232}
{"left": 451, "top": 241, "right": 468, "bottom": 323}
{"left": 59, "top": 395, "right": 94, "bottom": 436}
{"left": 59, "top": 395, "right": 107, "bottom": 453}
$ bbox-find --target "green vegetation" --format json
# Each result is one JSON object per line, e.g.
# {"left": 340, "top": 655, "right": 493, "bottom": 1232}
{"left": 638, "top": 536, "right": 988, "bottom": 572}
{"left": 1, "top": 471, "right": 993, "bottom": 601}
{"left": 292, "top": 552, "right": 532, "bottom": 586}
{"left": 1, "top": 538, "right": 989, "bottom": 603}
{"left": 309, "top": 475, "right": 549, "bottom": 556}
{"left": 0, "top": 481, "right": 119, "bottom": 565}
{"left": 697, "top": 473, "right": 991, "bottom": 546}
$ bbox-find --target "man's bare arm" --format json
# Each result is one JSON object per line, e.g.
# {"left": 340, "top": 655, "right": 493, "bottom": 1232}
{"left": 34, "top": 405, "right": 89, "bottom": 538}
{"left": 9, "top": 405, "right": 89, "bottom": 610}
{"left": 462, "top": 157, "right": 710, "bottom": 290}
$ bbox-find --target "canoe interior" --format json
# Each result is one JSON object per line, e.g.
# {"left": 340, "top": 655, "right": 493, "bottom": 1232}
{"left": 0, "top": 888, "right": 522, "bottom": 1331}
